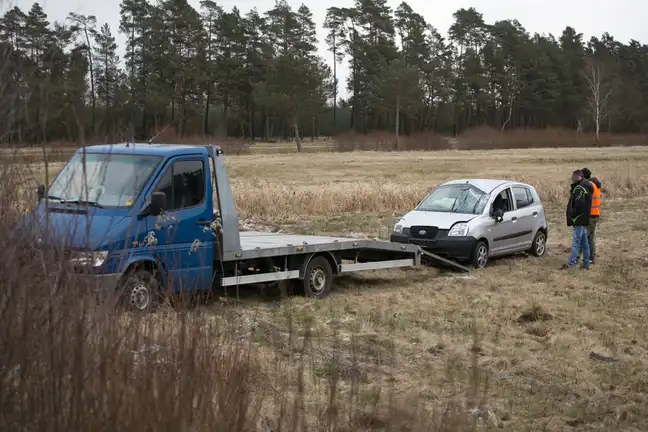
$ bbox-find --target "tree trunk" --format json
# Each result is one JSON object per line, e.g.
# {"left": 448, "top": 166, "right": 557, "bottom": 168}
{"left": 395, "top": 95, "right": 400, "bottom": 150}
{"left": 264, "top": 107, "right": 270, "bottom": 139}
{"left": 293, "top": 116, "right": 302, "bottom": 152}
{"left": 332, "top": 37, "right": 337, "bottom": 127}
{"left": 203, "top": 84, "right": 211, "bottom": 135}
{"left": 84, "top": 26, "right": 96, "bottom": 138}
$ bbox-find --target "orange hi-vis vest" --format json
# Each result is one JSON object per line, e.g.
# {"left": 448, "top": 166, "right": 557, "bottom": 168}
{"left": 590, "top": 181, "right": 600, "bottom": 216}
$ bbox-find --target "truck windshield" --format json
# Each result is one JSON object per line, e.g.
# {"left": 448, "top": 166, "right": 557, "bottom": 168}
{"left": 47, "top": 152, "right": 162, "bottom": 208}
{"left": 416, "top": 184, "right": 489, "bottom": 215}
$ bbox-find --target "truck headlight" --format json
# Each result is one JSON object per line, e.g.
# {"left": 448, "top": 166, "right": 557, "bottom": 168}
{"left": 393, "top": 224, "right": 403, "bottom": 233}
{"left": 69, "top": 251, "right": 109, "bottom": 267}
{"left": 448, "top": 223, "right": 468, "bottom": 237}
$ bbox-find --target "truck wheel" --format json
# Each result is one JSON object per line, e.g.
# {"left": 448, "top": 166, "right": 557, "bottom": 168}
{"left": 121, "top": 269, "right": 162, "bottom": 312}
{"left": 471, "top": 240, "right": 489, "bottom": 269}
{"left": 529, "top": 230, "right": 547, "bottom": 257}
{"left": 302, "top": 256, "right": 333, "bottom": 299}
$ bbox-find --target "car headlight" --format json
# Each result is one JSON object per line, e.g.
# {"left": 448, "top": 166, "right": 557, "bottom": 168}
{"left": 69, "top": 251, "right": 109, "bottom": 267}
{"left": 448, "top": 222, "right": 468, "bottom": 237}
{"left": 393, "top": 224, "right": 403, "bottom": 233}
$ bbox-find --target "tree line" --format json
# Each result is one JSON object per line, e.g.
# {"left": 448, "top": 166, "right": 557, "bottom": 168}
{"left": 1, "top": 0, "right": 647, "bottom": 147}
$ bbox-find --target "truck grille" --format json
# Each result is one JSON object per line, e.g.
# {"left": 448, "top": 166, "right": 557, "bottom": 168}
{"left": 409, "top": 226, "right": 439, "bottom": 239}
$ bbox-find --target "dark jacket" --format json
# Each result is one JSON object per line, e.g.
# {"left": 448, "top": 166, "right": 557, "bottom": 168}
{"left": 589, "top": 177, "right": 602, "bottom": 190}
{"left": 566, "top": 179, "right": 593, "bottom": 227}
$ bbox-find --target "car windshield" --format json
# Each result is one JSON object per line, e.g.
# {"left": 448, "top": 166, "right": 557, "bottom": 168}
{"left": 416, "top": 184, "right": 490, "bottom": 215}
{"left": 47, "top": 152, "right": 162, "bottom": 208}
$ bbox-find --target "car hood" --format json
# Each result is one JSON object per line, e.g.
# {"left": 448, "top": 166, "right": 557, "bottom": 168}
{"left": 22, "top": 204, "right": 128, "bottom": 250}
{"left": 399, "top": 210, "right": 478, "bottom": 230}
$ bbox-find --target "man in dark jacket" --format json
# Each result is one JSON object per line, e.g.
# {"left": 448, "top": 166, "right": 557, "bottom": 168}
{"left": 563, "top": 170, "right": 593, "bottom": 269}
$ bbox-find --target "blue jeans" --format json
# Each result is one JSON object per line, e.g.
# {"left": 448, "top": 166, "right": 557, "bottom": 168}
{"left": 568, "top": 225, "right": 590, "bottom": 268}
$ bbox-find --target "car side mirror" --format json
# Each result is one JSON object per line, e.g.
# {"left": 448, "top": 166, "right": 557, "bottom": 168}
{"left": 492, "top": 207, "right": 504, "bottom": 222}
{"left": 37, "top": 184, "right": 45, "bottom": 201}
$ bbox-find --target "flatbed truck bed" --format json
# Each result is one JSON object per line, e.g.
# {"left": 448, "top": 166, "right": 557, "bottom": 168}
{"left": 221, "top": 230, "right": 470, "bottom": 290}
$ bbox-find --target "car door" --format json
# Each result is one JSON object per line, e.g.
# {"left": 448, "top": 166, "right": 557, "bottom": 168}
{"left": 485, "top": 187, "right": 518, "bottom": 254}
{"left": 144, "top": 156, "right": 214, "bottom": 294}
{"left": 509, "top": 185, "right": 537, "bottom": 250}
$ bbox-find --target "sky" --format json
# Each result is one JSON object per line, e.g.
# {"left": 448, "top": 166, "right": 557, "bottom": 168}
{"left": 4, "top": 0, "right": 648, "bottom": 99}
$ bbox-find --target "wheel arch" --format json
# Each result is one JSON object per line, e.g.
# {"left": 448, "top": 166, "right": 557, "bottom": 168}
{"left": 118, "top": 257, "right": 166, "bottom": 288}
{"left": 477, "top": 237, "right": 490, "bottom": 251}
{"left": 299, "top": 251, "right": 339, "bottom": 279}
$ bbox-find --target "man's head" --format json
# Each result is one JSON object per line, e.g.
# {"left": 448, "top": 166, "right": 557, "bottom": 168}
{"left": 581, "top": 167, "right": 592, "bottom": 179}
{"left": 571, "top": 169, "right": 583, "bottom": 184}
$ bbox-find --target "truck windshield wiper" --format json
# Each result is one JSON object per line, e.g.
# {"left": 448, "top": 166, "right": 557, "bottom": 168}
{"left": 65, "top": 199, "right": 104, "bottom": 208}
{"left": 46, "top": 196, "right": 103, "bottom": 208}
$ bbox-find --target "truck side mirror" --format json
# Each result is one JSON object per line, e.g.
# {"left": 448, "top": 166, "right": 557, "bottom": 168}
{"left": 37, "top": 184, "right": 45, "bottom": 201}
{"left": 150, "top": 192, "right": 166, "bottom": 216}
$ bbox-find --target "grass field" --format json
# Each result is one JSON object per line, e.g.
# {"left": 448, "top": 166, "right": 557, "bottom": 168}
{"left": 3, "top": 146, "right": 648, "bottom": 430}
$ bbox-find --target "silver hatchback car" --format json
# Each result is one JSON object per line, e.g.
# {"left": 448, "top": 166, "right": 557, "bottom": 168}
{"left": 390, "top": 179, "right": 548, "bottom": 268}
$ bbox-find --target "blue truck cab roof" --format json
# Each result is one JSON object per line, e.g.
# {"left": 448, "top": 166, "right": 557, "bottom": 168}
{"left": 80, "top": 142, "right": 211, "bottom": 157}
{"left": 25, "top": 142, "right": 221, "bottom": 252}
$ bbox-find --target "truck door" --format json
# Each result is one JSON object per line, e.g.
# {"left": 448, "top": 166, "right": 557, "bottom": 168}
{"left": 145, "top": 155, "right": 214, "bottom": 294}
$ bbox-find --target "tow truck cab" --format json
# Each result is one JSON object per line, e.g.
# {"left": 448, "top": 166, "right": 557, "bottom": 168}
{"left": 31, "top": 143, "right": 239, "bottom": 309}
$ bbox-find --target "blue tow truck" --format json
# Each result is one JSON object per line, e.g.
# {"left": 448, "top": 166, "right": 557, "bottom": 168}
{"left": 25, "top": 143, "right": 468, "bottom": 311}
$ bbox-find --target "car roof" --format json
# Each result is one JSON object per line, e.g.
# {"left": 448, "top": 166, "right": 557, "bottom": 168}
{"left": 77, "top": 143, "right": 214, "bottom": 157}
{"left": 441, "top": 178, "right": 527, "bottom": 193}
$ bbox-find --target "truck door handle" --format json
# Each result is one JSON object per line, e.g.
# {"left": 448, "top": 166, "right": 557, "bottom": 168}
{"left": 533, "top": 211, "right": 538, "bottom": 216}
{"left": 511, "top": 216, "right": 517, "bottom": 221}
{"left": 196, "top": 219, "right": 211, "bottom": 226}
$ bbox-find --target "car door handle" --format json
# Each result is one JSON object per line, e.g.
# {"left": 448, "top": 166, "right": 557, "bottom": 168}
{"left": 511, "top": 216, "right": 518, "bottom": 221}
{"left": 196, "top": 219, "right": 211, "bottom": 226}
{"left": 533, "top": 211, "right": 538, "bottom": 216}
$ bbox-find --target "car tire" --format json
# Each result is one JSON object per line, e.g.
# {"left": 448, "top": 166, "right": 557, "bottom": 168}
{"left": 120, "top": 268, "right": 162, "bottom": 312}
{"left": 529, "top": 230, "right": 547, "bottom": 257}
{"left": 471, "top": 240, "right": 489, "bottom": 269}
{"left": 301, "top": 256, "right": 333, "bottom": 299}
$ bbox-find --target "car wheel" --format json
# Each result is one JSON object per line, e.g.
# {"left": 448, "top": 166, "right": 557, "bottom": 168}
{"left": 471, "top": 241, "right": 489, "bottom": 269}
{"left": 301, "top": 256, "right": 333, "bottom": 299}
{"left": 120, "top": 269, "right": 162, "bottom": 312}
{"left": 529, "top": 230, "right": 547, "bottom": 257}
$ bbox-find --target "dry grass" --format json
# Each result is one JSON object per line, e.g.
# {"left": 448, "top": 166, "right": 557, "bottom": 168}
{"left": 23, "top": 146, "right": 648, "bottom": 219}
{"left": 4, "top": 145, "right": 648, "bottom": 430}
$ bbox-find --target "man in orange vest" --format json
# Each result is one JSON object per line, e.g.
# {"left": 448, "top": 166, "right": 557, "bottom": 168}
{"left": 580, "top": 167, "right": 601, "bottom": 264}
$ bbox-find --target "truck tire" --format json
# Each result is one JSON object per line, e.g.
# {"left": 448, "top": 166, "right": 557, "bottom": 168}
{"left": 529, "top": 230, "right": 547, "bottom": 257}
{"left": 121, "top": 268, "right": 162, "bottom": 312}
{"left": 471, "top": 240, "right": 489, "bottom": 269}
{"left": 301, "top": 256, "right": 333, "bottom": 299}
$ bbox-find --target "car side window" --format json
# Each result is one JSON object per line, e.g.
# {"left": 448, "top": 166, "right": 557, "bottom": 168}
{"left": 512, "top": 186, "right": 531, "bottom": 209}
{"left": 492, "top": 188, "right": 514, "bottom": 213}
{"left": 525, "top": 188, "right": 535, "bottom": 205}
{"left": 153, "top": 159, "right": 205, "bottom": 211}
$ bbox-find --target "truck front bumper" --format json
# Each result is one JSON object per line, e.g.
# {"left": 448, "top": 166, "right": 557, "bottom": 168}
{"left": 390, "top": 232, "right": 477, "bottom": 262}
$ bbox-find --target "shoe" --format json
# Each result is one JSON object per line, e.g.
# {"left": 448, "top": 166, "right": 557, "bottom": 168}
{"left": 589, "top": 258, "right": 595, "bottom": 265}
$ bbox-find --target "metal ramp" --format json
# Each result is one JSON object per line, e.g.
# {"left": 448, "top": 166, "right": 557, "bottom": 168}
{"left": 420, "top": 249, "right": 471, "bottom": 273}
